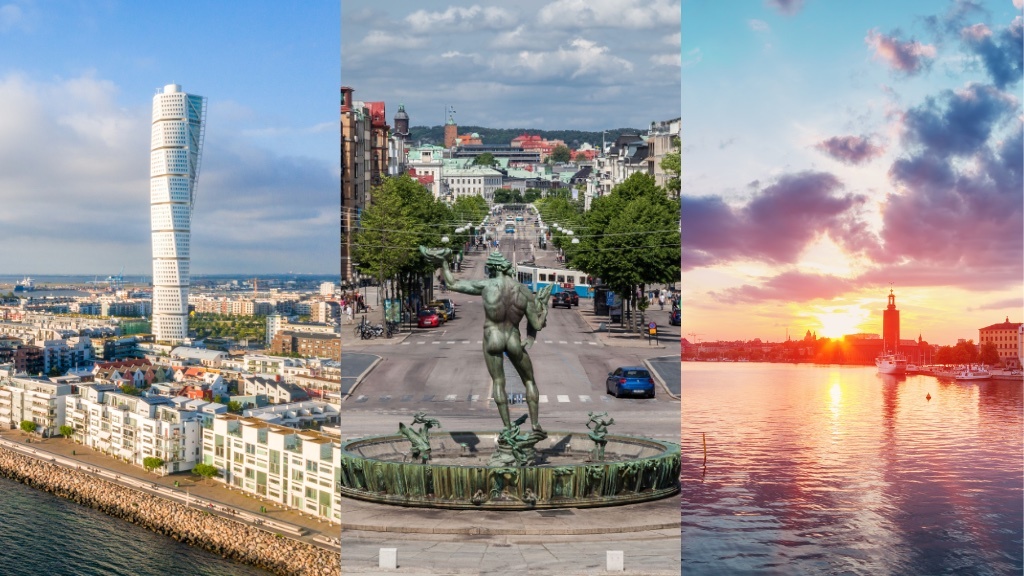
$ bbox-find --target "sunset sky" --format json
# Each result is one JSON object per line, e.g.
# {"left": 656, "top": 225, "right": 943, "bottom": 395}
{"left": 681, "top": 0, "right": 1023, "bottom": 345}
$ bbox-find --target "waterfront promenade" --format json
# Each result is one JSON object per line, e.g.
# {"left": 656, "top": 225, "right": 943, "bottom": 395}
{"left": 0, "top": 428, "right": 340, "bottom": 574}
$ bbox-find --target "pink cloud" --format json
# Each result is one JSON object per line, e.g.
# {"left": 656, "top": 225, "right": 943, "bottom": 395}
{"left": 866, "top": 29, "right": 937, "bottom": 75}
{"left": 816, "top": 135, "right": 886, "bottom": 164}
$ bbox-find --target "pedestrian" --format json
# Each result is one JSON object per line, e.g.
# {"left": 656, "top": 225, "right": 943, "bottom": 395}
{"left": 659, "top": 293, "right": 665, "bottom": 310}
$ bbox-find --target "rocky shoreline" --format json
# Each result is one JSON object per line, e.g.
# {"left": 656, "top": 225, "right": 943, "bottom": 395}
{"left": 0, "top": 445, "right": 340, "bottom": 576}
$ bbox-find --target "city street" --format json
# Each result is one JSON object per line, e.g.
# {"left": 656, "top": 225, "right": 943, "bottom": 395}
{"left": 340, "top": 226, "right": 681, "bottom": 575}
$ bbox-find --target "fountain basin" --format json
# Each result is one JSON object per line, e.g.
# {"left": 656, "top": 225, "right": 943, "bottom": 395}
{"left": 339, "top": 431, "right": 680, "bottom": 509}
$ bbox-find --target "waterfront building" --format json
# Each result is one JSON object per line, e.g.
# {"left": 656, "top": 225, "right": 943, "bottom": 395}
{"left": 204, "top": 414, "right": 341, "bottom": 522}
{"left": 979, "top": 317, "right": 1023, "bottom": 369}
{"left": 150, "top": 84, "right": 206, "bottom": 344}
{"left": 242, "top": 400, "right": 339, "bottom": 429}
{"left": 65, "top": 385, "right": 206, "bottom": 473}
{"left": 0, "top": 376, "right": 72, "bottom": 435}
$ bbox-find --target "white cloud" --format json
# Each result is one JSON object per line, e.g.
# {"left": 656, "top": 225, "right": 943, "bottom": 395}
{"left": 0, "top": 72, "right": 336, "bottom": 274}
{"left": 651, "top": 53, "right": 682, "bottom": 67}
{"left": 361, "top": 30, "right": 427, "bottom": 50}
{"left": 537, "top": 0, "right": 680, "bottom": 29}
{"left": 405, "top": 5, "right": 515, "bottom": 33}
{"left": 664, "top": 31, "right": 681, "bottom": 46}
{"left": 503, "top": 38, "right": 634, "bottom": 81}
{"left": 1014, "top": 0, "right": 1023, "bottom": 10}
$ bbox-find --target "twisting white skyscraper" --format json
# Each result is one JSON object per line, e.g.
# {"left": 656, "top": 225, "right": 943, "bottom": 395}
{"left": 150, "top": 84, "right": 206, "bottom": 343}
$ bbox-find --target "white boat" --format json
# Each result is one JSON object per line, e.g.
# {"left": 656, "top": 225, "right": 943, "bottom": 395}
{"left": 954, "top": 367, "right": 991, "bottom": 381}
{"left": 876, "top": 353, "right": 907, "bottom": 375}
{"left": 14, "top": 277, "right": 34, "bottom": 292}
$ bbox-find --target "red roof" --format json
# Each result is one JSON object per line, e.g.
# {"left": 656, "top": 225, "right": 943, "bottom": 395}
{"left": 980, "top": 318, "right": 1022, "bottom": 331}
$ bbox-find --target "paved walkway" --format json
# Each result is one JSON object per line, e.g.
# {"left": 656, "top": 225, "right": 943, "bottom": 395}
{"left": 0, "top": 429, "right": 340, "bottom": 550}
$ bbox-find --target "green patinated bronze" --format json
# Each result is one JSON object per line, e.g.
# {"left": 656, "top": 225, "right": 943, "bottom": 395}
{"left": 398, "top": 412, "right": 441, "bottom": 463}
{"left": 338, "top": 431, "right": 680, "bottom": 509}
{"left": 586, "top": 412, "right": 615, "bottom": 461}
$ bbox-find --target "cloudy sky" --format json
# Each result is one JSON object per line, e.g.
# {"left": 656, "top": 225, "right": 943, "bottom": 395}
{"left": 682, "top": 0, "right": 1022, "bottom": 345}
{"left": 342, "top": 0, "right": 681, "bottom": 132}
{"left": 0, "top": 1, "right": 339, "bottom": 276}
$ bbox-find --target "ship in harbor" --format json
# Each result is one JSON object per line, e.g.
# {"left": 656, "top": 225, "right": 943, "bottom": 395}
{"left": 13, "top": 277, "right": 34, "bottom": 292}
{"left": 875, "top": 352, "right": 908, "bottom": 375}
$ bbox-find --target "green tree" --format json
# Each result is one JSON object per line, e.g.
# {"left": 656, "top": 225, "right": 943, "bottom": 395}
{"left": 20, "top": 420, "right": 36, "bottom": 433}
{"left": 523, "top": 188, "right": 542, "bottom": 203}
{"left": 47, "top": 366, "right": 62, "bottom": 377}
{"left": 353, "top": 176, "right": 422, "bottom": 299}
{"left": 120, "top": 384, "right": 141, "bottom": 396}
{"left": 192, "top": 462, "right": 220, "bottom": 484}
{"left": 935, "top": 345, "right": 955, "bottom": 365}
{"left": 952, "top": 340, "right": 979, "bottom": 365}
{"left": 143, "top": 456, "right": 165, "bottom": 472}
{"left": 227, "top": 400, "right": 242, "bottom": 413}
{"left": 493, "top": 189, "right": 512, "bottom": 203}
{"left": 979, "top": 341, "right": 1001, "bottom": 366}
{"left": 660, "top": 137, "right": 680, "bottom": 197}
{"left": 59, "top": 425, "right": 73, "bottom": 439}
{"left": 472, "top": 152, "right": 497, "bottom": 166}
{"left": 573, "top": 151, "right": 588, "bottom": 163}
{"left": 550, "top": 144, "right": 571, "bottom": 164}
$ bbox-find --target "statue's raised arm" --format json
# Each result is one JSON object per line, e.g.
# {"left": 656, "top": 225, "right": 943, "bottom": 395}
{"left": 419, "top": 245, "right": 485, "bottom": 295}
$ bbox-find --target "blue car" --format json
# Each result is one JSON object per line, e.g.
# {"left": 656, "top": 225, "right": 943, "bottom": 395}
{"left": 606, "top": 366, "right": 655, "bottom": 398}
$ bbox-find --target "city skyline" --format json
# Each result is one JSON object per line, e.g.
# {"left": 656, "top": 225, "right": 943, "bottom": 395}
{"left": 341, "top": 0, "right": 681, "bottom": 133}
{"left": 681, "top": 0, "right": 1023, "bottom": 345}
{"left": 0, "top": 1, "right": 339, "bottom": 275}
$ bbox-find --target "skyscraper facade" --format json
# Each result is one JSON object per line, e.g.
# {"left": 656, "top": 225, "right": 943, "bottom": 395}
{"left": 150, "top": 84, "right": 206, "bottom": 343}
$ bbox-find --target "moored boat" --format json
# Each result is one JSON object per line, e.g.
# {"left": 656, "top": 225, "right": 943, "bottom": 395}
{"left": 876, "top": 353, "right": 907, "bottom": 375}
{"left": 954, "top": 366, "right": 991, "bottom": 381}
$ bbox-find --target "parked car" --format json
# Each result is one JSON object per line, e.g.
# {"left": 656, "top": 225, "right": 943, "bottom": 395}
{"left": 417, "top": 309, "right": 441, "bottom": 328}
{"left": 430, "top": 306, "right": 448, "bottom": 323}
{"left": 669, "top": 308, "right": 680, "bottom": 326}
{"left": 605, "top": 366, "right": 656, "bottom": 398}
{"left": 551, "top": 293, "right": 572, "bottom": 309}
{"left": 431, "top": 298, "right": 456, "bottom": 319}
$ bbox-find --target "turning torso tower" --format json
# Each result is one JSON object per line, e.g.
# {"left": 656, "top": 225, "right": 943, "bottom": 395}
{"left": 150, "top": 84, "right": 206, "bottom": 343}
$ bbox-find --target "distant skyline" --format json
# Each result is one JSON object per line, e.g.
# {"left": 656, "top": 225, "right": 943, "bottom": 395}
{"left": 341, "top": 0, "right": 681, "bottom": 134}
{"left": 0, "top": 1, "right": 339, "bottom": 275}
{"left": 681, "top": 0, "right": 1023, "bottom": 346}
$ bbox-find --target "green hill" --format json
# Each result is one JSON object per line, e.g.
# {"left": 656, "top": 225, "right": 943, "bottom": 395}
{"left": 407, "top": 126, "right": 645, "bottom": 148}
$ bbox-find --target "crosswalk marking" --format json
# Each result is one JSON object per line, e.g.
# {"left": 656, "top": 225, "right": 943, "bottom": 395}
{"left": 557, "top": 395, "right": 570, "bottom": 403}
{"left": 588, "top": 342, "right": 598, "bottom": 346}
{"left": 539, "top": 395, "right": 548, "bottom": 403}
{"left": 356, "top": 395, "right": 368, "bottom": 403}
{"left": 559, "top": 341, "right": 567, "bottom": 344}
{"left": 417, "top": 341, "right": 425, "bottom": 345}
{"left": 573, "top": 341, "right": 581, "bottom": 345}
{"left": 470, "top": 394, "right": 480, "bottom": 402}
{"left": 446, "top": 341, "right": 456, "bottom": 344}
{"left": 432, "top": 341, "right": 441, "bottom": 345}
{"left": 445, "top": 394, "right": 457, "bottom": 402}
{"left": 544, "top": 340, "right": 552, "bottom": 344}
{"left": 346, "top": 393, "right": 669, "bottom": 408}
{"left": 380, "top": 395, "right": 391, "bottom": 401}
{"left": 579, "top": 395, "right": 591, "bottom": 402}
{"left": 401, "top": 342, "right": 410, "bottom": 345}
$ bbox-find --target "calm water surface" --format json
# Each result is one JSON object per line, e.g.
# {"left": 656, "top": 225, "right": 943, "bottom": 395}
{"left": 0, "top": 476, "right": 273, "bottom": 576}
{"left": 681, "top": 363, "right": 1023, "bottom": 575}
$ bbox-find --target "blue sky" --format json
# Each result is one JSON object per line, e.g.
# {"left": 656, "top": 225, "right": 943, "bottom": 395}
{"left": 342, "top": 0, "right": 681, "bottom": 133}
{"left": 0, "top": 1, "right": 339, "bottom": 275}
{"left": 681, "top": 0, "right": 1023, "bottom": 344}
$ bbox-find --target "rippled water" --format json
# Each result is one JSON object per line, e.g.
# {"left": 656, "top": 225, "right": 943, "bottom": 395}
{"left": 681, "top": 363, "right": 1023, "bottom": 575}
{"left": 0, "top": 476, "right": 273, "bottom": 576}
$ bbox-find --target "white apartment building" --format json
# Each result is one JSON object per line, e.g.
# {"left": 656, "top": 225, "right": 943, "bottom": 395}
{"left": 0, "top": 376, "right": 72, "bottom": 436}
{"left": 243, "top": 400, "right": 340, "bottom": 429}
{"left": 204, "top": 415, "right": 341, "bottom": 522}
{"left": 151, "top": 84, "right": 206, "bottom": 343}
{"left": 441, "top": 166, "right": 502, "bottom": 201}
{"left": 65, "top": 385, "right": 206, "bottom": 473}
{"left": 407, "top": 144, "right": 445, "bottom": 197}
{"left": 319, "top": 282, "right": 336, "bottom": 297}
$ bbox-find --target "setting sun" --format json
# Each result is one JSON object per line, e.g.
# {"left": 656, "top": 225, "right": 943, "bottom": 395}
{"left": 815, "top": 307, "right": 870, "bottom": 339}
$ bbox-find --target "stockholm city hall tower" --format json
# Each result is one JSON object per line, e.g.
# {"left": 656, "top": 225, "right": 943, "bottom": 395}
{"left": 882, "top": 289, "right": 900, "bottom": 353}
